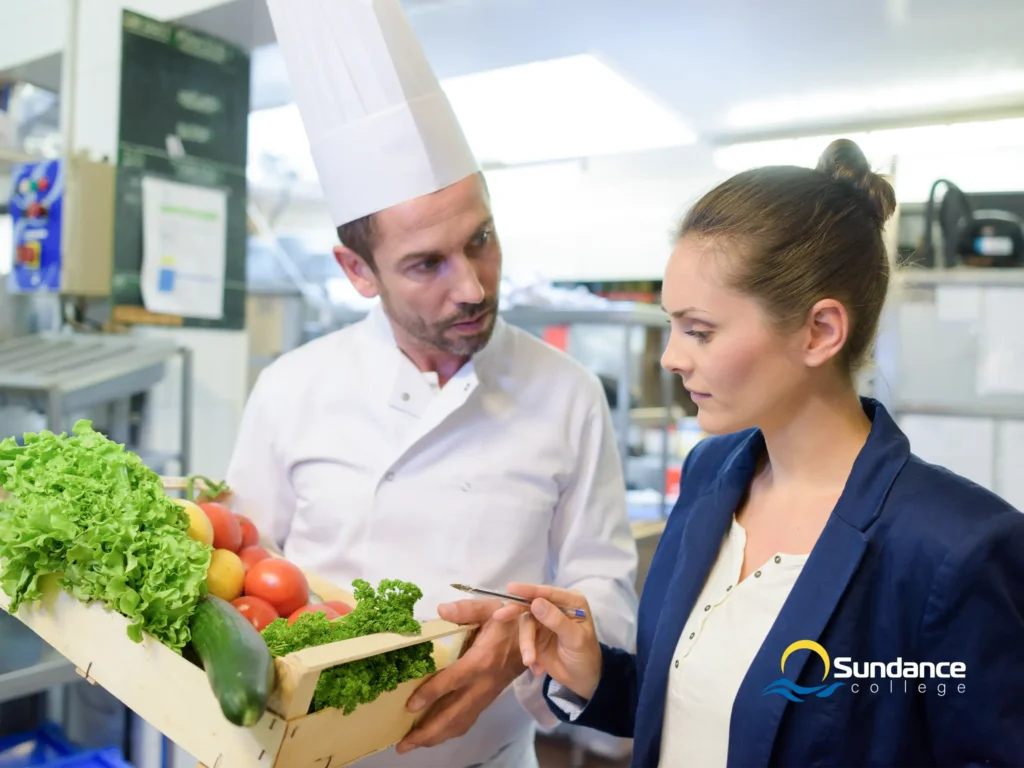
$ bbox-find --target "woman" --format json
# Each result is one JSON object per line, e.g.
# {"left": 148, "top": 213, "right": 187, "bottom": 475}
{"left": 480, "top": 140, "right": 1024, "bottom": 766}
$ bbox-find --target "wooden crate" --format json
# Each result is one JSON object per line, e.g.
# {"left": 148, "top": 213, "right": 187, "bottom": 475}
{"left": 0, "top": 479, "right": 476, "bottom": 767}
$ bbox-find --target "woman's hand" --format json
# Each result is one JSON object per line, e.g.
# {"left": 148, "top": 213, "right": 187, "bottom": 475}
{"left": 492, "top": 583, "right": 603, "bottom": 701}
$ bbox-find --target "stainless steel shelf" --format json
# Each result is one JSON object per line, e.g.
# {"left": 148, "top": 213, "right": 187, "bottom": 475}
{"left": 0, "top": 650, "right": 79, "bottom": 705}
{"left": 0, "top": 331, "right": 194, "bottom": 474}
{"left": 894, "top": 400, "right": 1024, "bottom": 420}
{"left": 898, "top": 267, "right": 1024, "bottom": 288}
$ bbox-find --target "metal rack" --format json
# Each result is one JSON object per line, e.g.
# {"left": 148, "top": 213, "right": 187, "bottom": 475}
{"left": 0, "top": 332, "right": 191, "bottom": 465}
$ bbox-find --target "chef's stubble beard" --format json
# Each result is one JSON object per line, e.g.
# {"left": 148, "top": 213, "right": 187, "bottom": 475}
{"left": 381, "top": 292, "right": 498, "bottom": 357}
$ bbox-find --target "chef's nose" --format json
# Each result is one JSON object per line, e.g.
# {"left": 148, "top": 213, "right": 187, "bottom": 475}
{"left": 448, "top": 253, "right": 486, "bottom": 305}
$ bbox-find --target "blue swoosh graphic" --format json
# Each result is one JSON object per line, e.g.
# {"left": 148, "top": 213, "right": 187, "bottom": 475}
{"left": 814, "top": 682, "right": 846, "bottom": 697}
{"left": 761, "top": 678, "right": 846, "bottom": 702}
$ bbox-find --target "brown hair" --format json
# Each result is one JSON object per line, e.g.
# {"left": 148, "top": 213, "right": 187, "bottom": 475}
{"left": 337, "top": 215, "right": 379, "bottom": 271}
{"left": 677, "top": 138, "right": 897, "bottom": 375}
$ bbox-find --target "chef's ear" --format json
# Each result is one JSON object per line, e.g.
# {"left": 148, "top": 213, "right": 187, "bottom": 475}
{"left": 334, "top": 245, "right": 380, "bottom": 298}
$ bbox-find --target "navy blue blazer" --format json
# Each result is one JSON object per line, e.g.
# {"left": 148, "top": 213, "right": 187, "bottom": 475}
{"left": 546, "top": 398, "right": 1024, "bottom": 766}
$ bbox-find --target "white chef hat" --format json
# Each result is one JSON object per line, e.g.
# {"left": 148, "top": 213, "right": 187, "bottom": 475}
{"left": 265, "top": 0, "right": 481, "bottom": 227}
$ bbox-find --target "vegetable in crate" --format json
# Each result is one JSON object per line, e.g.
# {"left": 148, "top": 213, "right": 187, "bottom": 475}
{"left": 0, "top": 421, "right": 211, "bottom": 652}
{"left": 261, "top": 578, "right": 436, "bottom": 715}
{"left": 190, "top": 594, "right": 276, "bottom": 727}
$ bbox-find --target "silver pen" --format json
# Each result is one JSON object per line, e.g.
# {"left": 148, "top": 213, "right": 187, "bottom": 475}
{"left": 451, "top": 583, "right": 587, "bottom": 619}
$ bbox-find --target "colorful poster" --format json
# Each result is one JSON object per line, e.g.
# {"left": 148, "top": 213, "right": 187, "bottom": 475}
{"left": 8, "top": 159, "right": 64, "bottom": 292}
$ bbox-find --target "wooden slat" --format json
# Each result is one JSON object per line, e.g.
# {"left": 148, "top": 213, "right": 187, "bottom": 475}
{"left": 0, "top": 575, "right": 285, "bottom": 767}
{"left": 289, "top": 619, "right": 473, "bottom": 674}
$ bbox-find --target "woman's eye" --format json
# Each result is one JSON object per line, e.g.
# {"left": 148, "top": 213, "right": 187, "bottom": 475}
{"left": 685, "top": 329, "right": 711, "bottom": 344}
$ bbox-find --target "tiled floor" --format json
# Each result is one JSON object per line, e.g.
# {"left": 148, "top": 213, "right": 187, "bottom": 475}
{"left": 535, "top": 734, "right": 632, "bottom": 768}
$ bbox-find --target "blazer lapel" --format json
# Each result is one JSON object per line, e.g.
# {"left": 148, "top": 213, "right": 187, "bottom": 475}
{"left": 728, "top": 518, "right": 867, "bottom": 767}
{"left": 634, "top": 435, "right": 761, "bottom": 768}
{"left": 728, "top": 398, "right": 911, "bottom": 768}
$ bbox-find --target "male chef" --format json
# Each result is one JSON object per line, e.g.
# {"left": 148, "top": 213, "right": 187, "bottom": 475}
{"left": 225, "top": 2, "right": 639, "bottom": 767}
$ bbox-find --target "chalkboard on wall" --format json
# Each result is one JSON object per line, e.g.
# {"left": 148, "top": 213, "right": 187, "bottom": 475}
{"left": 110, "top": 10, "right": 250, "bottom": 330}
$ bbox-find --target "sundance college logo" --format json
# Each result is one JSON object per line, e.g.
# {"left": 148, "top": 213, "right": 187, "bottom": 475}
{"left": 762, "top": 640, "right": 967, "bottom": 702}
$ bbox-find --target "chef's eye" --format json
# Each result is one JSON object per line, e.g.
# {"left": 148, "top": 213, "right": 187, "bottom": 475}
{"left": 469, "top": 229, "right": 492, "bottom": 249}
{"left": 414, "top": 256, "right": 442, "bottom": 273}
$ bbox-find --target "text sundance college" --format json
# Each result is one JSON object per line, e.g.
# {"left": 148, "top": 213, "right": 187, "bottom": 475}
{"left": 762, "top": 640, "right": 967, "bottom": 702}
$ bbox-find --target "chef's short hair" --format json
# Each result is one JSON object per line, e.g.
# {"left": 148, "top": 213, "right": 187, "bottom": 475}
{"left": 336, "top": 172, "right": 490, "bottom": 273}
{"left": 337, "top": 215, "right": 378, "bottom": 271}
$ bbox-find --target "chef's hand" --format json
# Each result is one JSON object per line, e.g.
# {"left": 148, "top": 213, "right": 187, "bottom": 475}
{"left": 396, "top": 598, "right": 525, "bottom": 755}
{"left": 491, "top": 583, "right": 602, "bottom": 701}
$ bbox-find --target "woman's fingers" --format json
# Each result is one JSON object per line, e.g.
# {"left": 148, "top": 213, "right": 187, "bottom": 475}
{"left": 507, "top": 583, "right": 588, "bottom": 611}
{"left": 528, "top": 597, "right": 591, "bottom": 651}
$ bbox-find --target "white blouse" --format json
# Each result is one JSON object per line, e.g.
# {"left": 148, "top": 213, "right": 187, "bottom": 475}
{"left": 550, "top": 516, "right": 807, "bottom": 767}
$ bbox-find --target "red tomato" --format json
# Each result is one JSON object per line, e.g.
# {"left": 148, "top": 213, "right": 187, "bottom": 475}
{"left": 231, "top": 596, "right": 279, "bottom": 631}
{"left": 236, "top": 514, "right": 260, "bottom": 549}
{"left": 244, "top": 559, "right": 309, "bottom": 616}
{"left": 323, "top": 600, "right": 354, "bottom": 617}
{"left": 288, "top": 603, "right": 341, "bottom": 625}
{"left": 199, "top": 502, "right": 242, "bottom": 552}
{"left": 238, "top": 546, "right": 271, "bottom": 572}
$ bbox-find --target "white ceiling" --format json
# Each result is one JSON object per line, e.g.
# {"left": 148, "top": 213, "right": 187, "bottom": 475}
{"left": 7, "top": 0, "right": 1024, "bottom": 146}
{"left": 174, "top": 0, "right": 1024, "bottom": 143}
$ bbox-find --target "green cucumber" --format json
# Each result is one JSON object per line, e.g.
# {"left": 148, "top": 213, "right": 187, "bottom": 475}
{"left": 189, "top": 595, "right": 275, "bottom": 727}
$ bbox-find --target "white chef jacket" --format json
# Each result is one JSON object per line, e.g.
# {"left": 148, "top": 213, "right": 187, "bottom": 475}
{"left": 549, "top": 516, "right": 805, "bottom": 767}
{"left": 225, "top": 303, "right": 639, "bottom": 768}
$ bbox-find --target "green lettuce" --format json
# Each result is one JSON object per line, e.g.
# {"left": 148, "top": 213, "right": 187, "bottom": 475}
{"left": 0, "top": 420, "right": 211, "bottom": 652}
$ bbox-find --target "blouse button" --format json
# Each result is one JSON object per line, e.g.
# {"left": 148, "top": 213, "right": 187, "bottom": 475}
{"left": 754, "top": 570, "right": 762, "bottom": 578}
{"left": 726, "top": 585, "right": 732, "bottom": 591}
{"left": 674, "top": 660, "right": 679, "bottom": 668}
{"left": 689, "top": 632, "right": 695, "bottom": 640}
{"left": 774, "top": 555, "right": 782, "bottom": 564}
{"left": 401, "top": 392, "right": 410, "bottom": 401}
{"left": 703, "top": 604, "right": 710, "bottom": 612}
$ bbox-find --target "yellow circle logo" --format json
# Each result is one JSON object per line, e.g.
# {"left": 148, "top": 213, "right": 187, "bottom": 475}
{"left": 781, "top": 640, "right": 830, "bottom": 682}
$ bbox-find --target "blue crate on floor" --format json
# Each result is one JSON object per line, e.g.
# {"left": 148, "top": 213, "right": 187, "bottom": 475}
{"left": 0, "top": 725, "right": 131, "bottom": 768}
{"left": 38, "top": 749, "right": 131, "bottom": 768}
{"left": 0, "top": 724, "right": 77, "bottom": 767}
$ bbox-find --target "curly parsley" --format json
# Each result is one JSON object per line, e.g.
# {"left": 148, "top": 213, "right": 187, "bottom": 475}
{"left": 261, "top": 578, "right": 436, "bottom": 714}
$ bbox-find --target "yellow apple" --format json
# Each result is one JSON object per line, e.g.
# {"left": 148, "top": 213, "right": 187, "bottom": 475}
{"left": 173, "top": 497, "right": 215, "bottom": 548}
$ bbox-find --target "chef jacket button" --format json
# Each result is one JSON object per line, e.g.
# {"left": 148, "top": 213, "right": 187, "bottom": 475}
{"left": 774, "top": 555, "right": 782, "bottom": 564}
{"left": 385, "top": 472, "right": 395, "bottom": 481}
{"left": 689, "top": 632, "right": 695, "bottom": 639}
{"left": 726, "top": 585, "right": 732, "bottom": 591}
{"left": 461, "top": 482, "right": 471, "bottom": 492}
{"left": 401, "top": 392, "right": 410, "bottom": 401}
{"left": 754, "top": 570, "right": 762, "bottom": 578}
{"left": 674, "top": 660, "right": 679, "bottom": 668}
{"left": 703, "top": 604, "right": 710, "bottom": 612}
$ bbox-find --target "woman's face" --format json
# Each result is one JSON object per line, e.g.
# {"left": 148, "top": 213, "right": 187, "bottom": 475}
{"left": 660, "top": 235, "right": 816, "bottom": 435}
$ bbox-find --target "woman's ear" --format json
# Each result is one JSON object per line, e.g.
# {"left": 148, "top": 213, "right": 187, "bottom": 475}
{"left": 802, "top": 298, "right": 849, "bottom": 368}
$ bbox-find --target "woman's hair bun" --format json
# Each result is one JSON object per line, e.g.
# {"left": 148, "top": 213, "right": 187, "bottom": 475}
{"left": 816, "top": 138, "right": 897, "bottom": 227}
